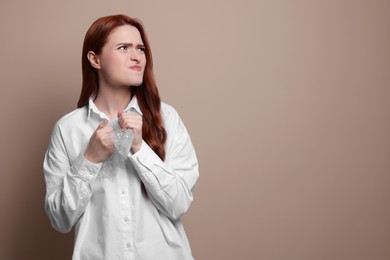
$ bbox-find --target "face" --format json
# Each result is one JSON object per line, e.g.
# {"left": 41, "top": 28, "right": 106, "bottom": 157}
{"left": 92, "top": 25, "right": 147, "bottom": 88}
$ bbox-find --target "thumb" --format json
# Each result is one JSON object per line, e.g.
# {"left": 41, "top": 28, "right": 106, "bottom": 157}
{"left": 96, "top": 120, "right": 110, "bottom": 131}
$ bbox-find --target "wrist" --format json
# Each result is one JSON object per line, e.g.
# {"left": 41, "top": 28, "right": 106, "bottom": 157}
{"left": 131, "top": 142, "right": 142, "bottom": 154}
{"left": 84, "top": 151, "right": 100, "bottom": 164}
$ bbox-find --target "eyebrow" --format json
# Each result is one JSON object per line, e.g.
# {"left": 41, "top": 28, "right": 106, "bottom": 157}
{"left": 116, "top": 43, "right": 145, "bottom": 48}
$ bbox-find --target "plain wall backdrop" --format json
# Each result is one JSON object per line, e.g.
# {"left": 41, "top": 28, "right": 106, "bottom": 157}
{"left": 1, "top": 1, "right": 389, "bottom": 259}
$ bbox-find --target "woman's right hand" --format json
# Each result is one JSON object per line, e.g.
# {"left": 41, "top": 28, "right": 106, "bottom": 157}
{"left": 84, "top": 121, "right": 114, "bottom": 163}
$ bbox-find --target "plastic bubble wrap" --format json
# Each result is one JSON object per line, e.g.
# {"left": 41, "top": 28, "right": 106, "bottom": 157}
{"left": 98, "top": 119, "right": 133, "bottom": 179}
{"left": 110, "top": 119, "right": 133, "bottom": 157}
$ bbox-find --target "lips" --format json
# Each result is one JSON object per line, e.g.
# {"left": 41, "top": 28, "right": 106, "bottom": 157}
{"left": 130, "top": 66, "right": 142, "bottom": 71}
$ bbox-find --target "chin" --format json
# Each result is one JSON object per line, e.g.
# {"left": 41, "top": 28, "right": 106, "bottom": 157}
{"left": 131, "top": 80, "right": 143, "bottom": 86}
{"left": 126, "top": 76, "right": 144, "bottom": 87}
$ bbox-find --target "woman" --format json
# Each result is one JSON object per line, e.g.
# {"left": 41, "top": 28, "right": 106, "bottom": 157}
{"left": 44, "top": 14, "right": 199, "bottom": 260}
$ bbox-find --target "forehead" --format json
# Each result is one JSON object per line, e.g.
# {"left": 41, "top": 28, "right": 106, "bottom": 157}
{"left": 106, "top": 25, "right": 143, "bottom": 44}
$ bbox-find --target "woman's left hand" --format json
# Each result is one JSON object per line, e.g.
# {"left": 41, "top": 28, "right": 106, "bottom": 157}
{"left": 118, "top": 110, "right": 143, "bottom": 153}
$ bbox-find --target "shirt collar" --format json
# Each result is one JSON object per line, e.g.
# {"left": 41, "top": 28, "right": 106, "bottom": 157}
{"left": 123, "top": 96, "right": 143, "bottom": 115}
{"left": 87, "top": 96, "right": 143, "bottom": 120}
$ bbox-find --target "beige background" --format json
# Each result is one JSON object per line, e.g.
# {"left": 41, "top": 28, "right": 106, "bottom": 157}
{"left": 1, "top": 0, "right": 389, "bottom": 259}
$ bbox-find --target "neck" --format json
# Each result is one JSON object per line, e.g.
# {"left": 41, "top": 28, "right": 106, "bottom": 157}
{"left": 94, "top": 85, "right": 132, "bottom": 120}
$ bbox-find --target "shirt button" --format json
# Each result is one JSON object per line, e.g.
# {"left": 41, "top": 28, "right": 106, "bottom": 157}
{"left": 127, "top": 242, "right": 131, "bottom": 248}
{"left": 121, "top": 190, "right": 125, "bottom": 194}
{"left": 124, "top": 217, "right": 129, "bottom": 222}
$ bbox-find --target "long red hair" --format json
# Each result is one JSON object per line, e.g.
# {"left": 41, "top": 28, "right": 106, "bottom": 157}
{"left": 78, "top": 14, "right": 167, "bottom": 160}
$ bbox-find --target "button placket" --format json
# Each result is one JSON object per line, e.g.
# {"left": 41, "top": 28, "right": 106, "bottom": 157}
{"left": 118, "top": 185, "right": 134, "bottom": 259}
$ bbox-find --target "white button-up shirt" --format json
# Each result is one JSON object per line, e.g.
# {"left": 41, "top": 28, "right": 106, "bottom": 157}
{"left": 44, "top": 97, "right": 199, "bottom": 260}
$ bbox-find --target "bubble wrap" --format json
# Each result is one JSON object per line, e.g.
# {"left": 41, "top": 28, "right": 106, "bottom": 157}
{"left": 98, "top": 119, "right": 133, "bottom": 179}
{"left": 110, "top": 119, "right": 133, "bottom": 157}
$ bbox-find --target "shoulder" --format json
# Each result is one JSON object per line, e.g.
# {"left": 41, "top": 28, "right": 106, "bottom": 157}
{"left": 160, "top": 102, "right": 194, "bottom": 152}
{"left": 53, "top": 106, "right": 88, "bottom": 132}
{"left": 47, "top": 106, "right": 88, "bottom": 150}
{"left": 160, "top": 101, "right": 179, "bottom": 120}
{"left": 160, "top": 101, "right": 190, "bottom": 136}
{"left": 160, "top": 101, "right": 184, "bottom": 128}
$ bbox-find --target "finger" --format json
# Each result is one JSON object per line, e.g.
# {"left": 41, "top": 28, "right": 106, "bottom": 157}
{"left": 100, "top": 125, "right": 114, "bottom": 134}
{"left": 120, "top": 115, "right": 142, "bottom": 124}
{"left": 119, "top": 115, "right": 134, "bottom": 129}
{"left": 118, "top": 117, "right": 126, "bottom": 129}
{"left": 121, "top": 121, "right": 138, "bottom": 130}
{"left": 98, "top": 120, "right": 110, "bottom": 129}
{"left": 118, "top": 113, "right": 142, "bottom": 130}
{"left": 97, "top": 123, "right": 114, "bottom": 137}
{"left": 124, "top": 111, "right": 142, "bottom": 118}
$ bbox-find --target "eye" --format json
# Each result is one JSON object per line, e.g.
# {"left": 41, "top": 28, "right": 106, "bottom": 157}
{"left": 118, "top": 45, "right": 128, "bottom": 51}
{"left": 137, "top": 47, "right": 146, "bottom": 52}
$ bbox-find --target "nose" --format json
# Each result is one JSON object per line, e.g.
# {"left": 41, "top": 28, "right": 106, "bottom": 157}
{"left": 130, "top": 49, "right": 141, "bottom": 62}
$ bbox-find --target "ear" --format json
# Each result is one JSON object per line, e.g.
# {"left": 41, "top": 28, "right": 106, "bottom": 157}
{"left": 87, "top": 51, "right": 101, "bottom": 69}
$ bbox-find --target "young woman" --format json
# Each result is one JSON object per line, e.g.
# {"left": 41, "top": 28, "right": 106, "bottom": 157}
{"left": 44, "top": 14, "right": 199, "bottom": 260}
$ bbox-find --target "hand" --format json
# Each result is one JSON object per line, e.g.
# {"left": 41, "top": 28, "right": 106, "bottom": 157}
{"left": 118, "top": 111, "right": 143, "bottom": 153}
{"left": 84, "top": 121, "right": 114, "bottom": 163}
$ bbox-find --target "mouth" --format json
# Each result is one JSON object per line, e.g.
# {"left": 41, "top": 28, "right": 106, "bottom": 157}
{"left": 130, "top": 66, "right": 142, "bottom": 71}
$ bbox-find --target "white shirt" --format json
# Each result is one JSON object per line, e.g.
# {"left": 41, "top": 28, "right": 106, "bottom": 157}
{"left": 44, "top": 97, "right": 199, "bottom": 260}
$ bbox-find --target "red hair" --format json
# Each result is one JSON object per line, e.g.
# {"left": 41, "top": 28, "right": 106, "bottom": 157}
{"left": 78, "top": 14, "right": 167, "bottom": 160}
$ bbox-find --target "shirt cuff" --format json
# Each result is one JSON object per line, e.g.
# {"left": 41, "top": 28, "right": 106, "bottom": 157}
{"left": 71, "top": 153, "right": 102, "bottom": 183}
{"left": 128, "top": 141, "right": 163, "bottom": 172}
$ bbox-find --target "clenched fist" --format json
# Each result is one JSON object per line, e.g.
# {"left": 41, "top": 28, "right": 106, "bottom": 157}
{"left": 118, "top": 111, "right": 143, "bottom": 153}
{"left": 84, "top": 121, "right": 115, "bottom": 163}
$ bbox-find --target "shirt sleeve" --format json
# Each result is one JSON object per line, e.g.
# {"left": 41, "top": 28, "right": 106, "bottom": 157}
{"left": 128, "top": 109, "right": 199, "bottom": 220}
{"left": 43, "top": 123, "right": 102, "bottom": 233}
